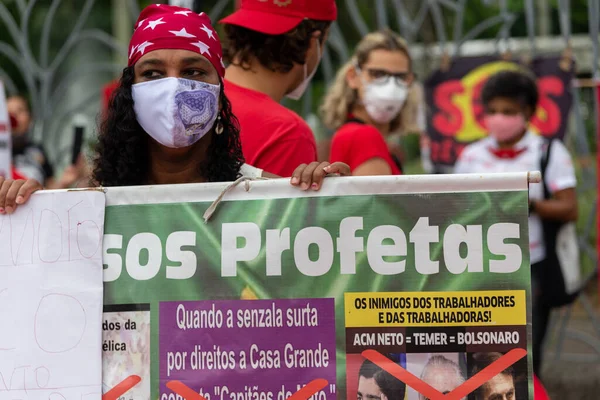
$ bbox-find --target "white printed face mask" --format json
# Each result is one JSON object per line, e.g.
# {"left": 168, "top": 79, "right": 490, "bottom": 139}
{"left": 132, "top": 77, "right": 220, "bottom": 148}
{"left": 361, "top": 72, "right": 409, "bottom": 124}
{"left": 286, "top": 39, "right": 321, "bottom": 101}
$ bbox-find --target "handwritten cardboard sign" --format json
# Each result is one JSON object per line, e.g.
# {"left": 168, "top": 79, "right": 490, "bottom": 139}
{"left": 0, "top": 190, "right": 105, "bottom": 399}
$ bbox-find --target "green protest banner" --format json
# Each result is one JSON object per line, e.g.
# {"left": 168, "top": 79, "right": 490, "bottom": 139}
{"left": 100, "top": 173, "right": 534, "bottom": 400}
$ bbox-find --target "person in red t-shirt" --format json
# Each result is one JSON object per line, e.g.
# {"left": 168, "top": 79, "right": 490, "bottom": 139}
{"left": 321, "top": 30, "right": 417, "bottom": 176}
{"left": 219, "top": 0, "right": 337, "bottom": 177}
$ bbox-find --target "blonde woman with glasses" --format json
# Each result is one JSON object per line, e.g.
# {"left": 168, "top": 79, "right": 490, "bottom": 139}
{"left": 321, "top": 29, "right": 419, "bottom": 175}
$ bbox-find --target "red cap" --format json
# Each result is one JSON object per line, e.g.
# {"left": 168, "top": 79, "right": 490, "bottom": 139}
{"left": 129, "top": 4, "right": 225, "bottom": 77}
{"left": 220, "top": 0, "right": 337, "bottom": 35}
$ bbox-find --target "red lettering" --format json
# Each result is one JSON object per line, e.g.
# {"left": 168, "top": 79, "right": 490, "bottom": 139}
{"left": 430, "top": 139, "right": 469, "bottom": 165}
{"left": 441, "top": 139, "right": 453, "bottom": 163}
{"left": 432, "top": 80, "right": 465, "bottom": 137}
{"left": 430, "top": 140, "right": 441, "bottom": 164}
{"left": 531, "top": 76, "right": 563, "bottom": 137}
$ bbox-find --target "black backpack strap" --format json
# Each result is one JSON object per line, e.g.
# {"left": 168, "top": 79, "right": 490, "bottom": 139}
{"left": 540, "top": 138, "right": 554, "bottom": 200}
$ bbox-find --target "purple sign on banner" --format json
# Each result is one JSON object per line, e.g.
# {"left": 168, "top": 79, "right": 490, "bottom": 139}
{"left": 160, "top": 298, "right": 337, "bottom": 399}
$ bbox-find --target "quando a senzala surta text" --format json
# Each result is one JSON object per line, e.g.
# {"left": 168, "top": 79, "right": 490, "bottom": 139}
{"left": 175, "top": 302, "right": 318, "bottom": 331}
{"left": 102, "top": 217, "right": 523, "bottom": 281}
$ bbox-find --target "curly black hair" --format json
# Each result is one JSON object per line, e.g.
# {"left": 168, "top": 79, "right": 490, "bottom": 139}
{"left": 481, "top": 70, "right": 539, "bottom": 113}
{"left": 223, "top": 19, "right": 331, "bottom": 73}
{"left": 93, "top": 67, "right": 245, "bottom": 186}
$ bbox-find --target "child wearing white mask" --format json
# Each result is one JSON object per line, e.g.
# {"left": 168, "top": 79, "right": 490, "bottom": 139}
{"left": 321, "top": 29, "right": 417, "bottom": 176}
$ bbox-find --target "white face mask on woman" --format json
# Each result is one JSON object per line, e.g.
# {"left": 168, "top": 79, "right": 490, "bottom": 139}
{"left": 132, "top": 77, "right": 221, "bottom": 148}
{"left": 359, "top": 69, "right": 409, "bottom": 124}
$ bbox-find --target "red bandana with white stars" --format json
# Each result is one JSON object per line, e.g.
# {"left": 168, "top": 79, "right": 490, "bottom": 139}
{"left": 128, "top": 4, "right": 225, "bottom": 77}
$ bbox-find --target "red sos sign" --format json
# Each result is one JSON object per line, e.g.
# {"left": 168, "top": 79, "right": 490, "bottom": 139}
{"left": 431, "top": 75, "right": 566, "bottom": 139}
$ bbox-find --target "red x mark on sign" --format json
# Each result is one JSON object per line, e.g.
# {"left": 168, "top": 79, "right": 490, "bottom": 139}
{"left": 101, "top": 375, "right": 328, "bottom": 400}
{"left": 166, "top": 378, "right": 329, "bottom": 400}
{"left": 102, "top": 348, "right": 526, "bottom": 400}
{"left": 362, "top": 348, "right": 528, "bottom": 400}
{"left": 103, "top": 375, "right": 142, "bottom": 400}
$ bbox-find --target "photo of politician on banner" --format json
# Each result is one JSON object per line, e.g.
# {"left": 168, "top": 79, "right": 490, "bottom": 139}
{"left": 100, "top": 173, "right": 533, "bottom": 400}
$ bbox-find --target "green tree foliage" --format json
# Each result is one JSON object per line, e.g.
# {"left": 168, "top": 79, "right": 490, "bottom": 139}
{"left": 0, "top": 0, "right": 591, "bottom": 95}
{"left": 0, "top": 0, "right": 113, "bottom": 94}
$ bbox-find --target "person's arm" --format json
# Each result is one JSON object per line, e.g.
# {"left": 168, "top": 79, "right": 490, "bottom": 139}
{"left": 350, "top": 129, "right": 394, "bottom": 176}
{"left": 45, "top": 169, "right": 86, "bottom": 189}
{"left": 258, "top": 161, "right": 351, "bottom": 190}
{"left": 0, "top": 177, "right": 43, "bottom": 214}
{"left": 353, "top": 159, "right": 392, "bottom": 175}
{"left": 531, "top": 141, "right": 578, "bottom": 222}
{"left": 530, "top": 187, "right": 577, "bottom": 222}
{"left": 45, "top": 153, "right": 90, "bottom": 189}
{"left": 288, "top": 161, "right": 350, "bottom": 190}
{"left": 330, "top": 125, "right": 393, "bottom": 176}
{"left": 44, "top": 176, "right": 58, "bottom": 188}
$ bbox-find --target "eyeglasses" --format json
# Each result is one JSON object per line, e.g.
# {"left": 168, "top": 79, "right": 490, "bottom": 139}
{"left": 364, "top": 68, "right": 410, "bottom": 86}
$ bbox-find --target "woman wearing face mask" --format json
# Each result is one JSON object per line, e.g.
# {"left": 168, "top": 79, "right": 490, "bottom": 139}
{"left": 0, "top": 5, "right": 349, "bottom": 214}
{"left": 321, "top": 30, "right": 417, "bottom": 176}
{"left": 454, "top": 70, "right": 578, "bottom": 380}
